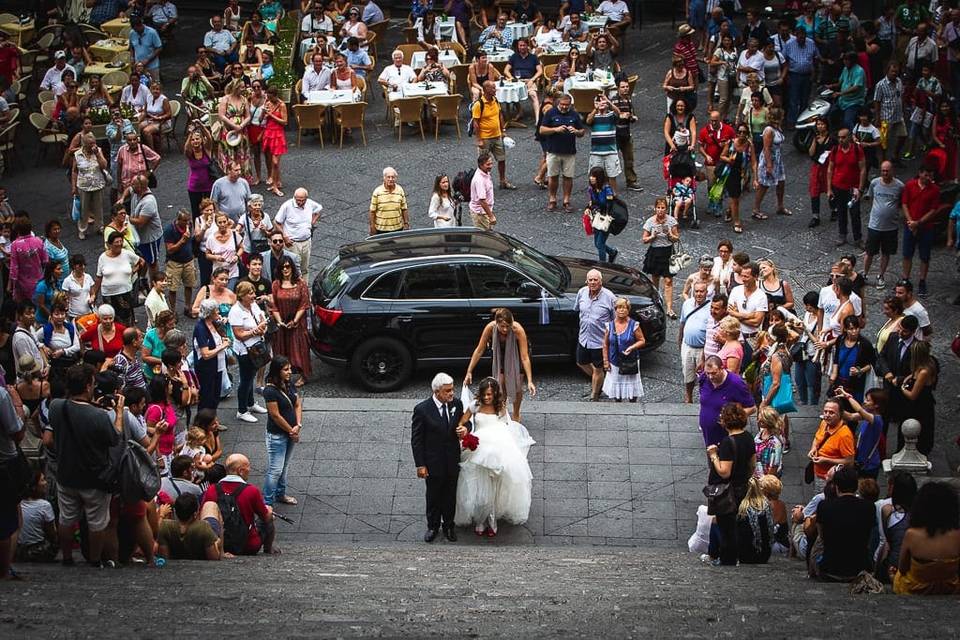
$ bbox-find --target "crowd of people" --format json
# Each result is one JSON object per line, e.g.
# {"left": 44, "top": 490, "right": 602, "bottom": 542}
{"left": 0, "top": 0, "right": 957, "bottom": 596}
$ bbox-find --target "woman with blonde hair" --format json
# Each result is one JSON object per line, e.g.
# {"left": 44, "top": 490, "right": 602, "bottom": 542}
{"left": 601, "top": 297, "right": 646, "bottom": 402}
{"left": 754, "top": 406, "right": 783, "bottom": 478}
{"left": 758, "top": 474, "right": 789, "bottom": 555}
{"left": 464, "top": 308, "right": 536, "bottom": 421}
{"left": 717, "top": 315, "right": 743, "bottom": 373}
{"left": 216, "top": 79, "right": 252, "bottom": 178}
{"left": 757, "top": 257, "right": 794, "bottom": 314}
{"left": 736, "top": 476, "right": 774, "bottom": 564}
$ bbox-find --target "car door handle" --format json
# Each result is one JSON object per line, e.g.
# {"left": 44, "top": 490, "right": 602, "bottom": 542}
{"left": 396, "top": 315, "right": 413, "bottom": 322}
{"left": 477, "top": 313, "right": 492, "bottom": 321}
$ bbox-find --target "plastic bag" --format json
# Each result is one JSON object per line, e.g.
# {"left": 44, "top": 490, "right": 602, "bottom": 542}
{"left": 71, "top": 195, "right": 81, "bottom": 222}
{"left": 687, "top": 504, "right": 712, "bottom": 554}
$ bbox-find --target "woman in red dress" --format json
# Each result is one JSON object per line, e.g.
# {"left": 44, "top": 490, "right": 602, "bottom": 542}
{"left": 931, "top": 98, "right": 958, "bottom": 182}
{"left": 270, "top": 254, "right": 311, "bottom": 385}
{"left": 247, "top": 79, "right": 267, "bottom": 186}
{"left": 260, "top": 85, "right": 288, "bottom": 198}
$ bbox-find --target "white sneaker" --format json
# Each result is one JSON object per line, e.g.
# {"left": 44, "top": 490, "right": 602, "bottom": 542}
{"left": 249, "top": 403, "right": 268, "bottom": 414}
{"left": 876, "top": 275, "right": 885, "bottom": 289}
{"left": 236, "top": 411, "right": 258, "bottom": 423}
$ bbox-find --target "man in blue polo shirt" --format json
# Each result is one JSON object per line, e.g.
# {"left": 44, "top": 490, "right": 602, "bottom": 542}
{"left": 679, "top": 278, "right": 712, "bottom": 403}
{"left": 538, "top": 94, "right": 585, "bottom": 212}
{"left": 505, "top": 38, "right": 543, "bottom": 122}
{"left": 129, "top": 16, "right": 163, "bottom": 76}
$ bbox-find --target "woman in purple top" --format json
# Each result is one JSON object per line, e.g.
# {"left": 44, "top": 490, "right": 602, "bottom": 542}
{"left": 183, "top": 124, "right": 216, "bottom": 219}
{"left": 698, "top": 355, "right": 756, "bottom": 447}
{"left": 8, "top": 219, "right": 49, "bottom": 303}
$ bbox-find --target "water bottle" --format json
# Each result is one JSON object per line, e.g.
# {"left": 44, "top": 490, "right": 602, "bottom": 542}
{"left": 155, "top": 556, "right": 167, "bottom": 568}
{"left": 587, "top": 65, "right": 594, "bottom": 82}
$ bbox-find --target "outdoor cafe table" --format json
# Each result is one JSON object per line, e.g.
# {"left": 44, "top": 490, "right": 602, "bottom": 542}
{"left": 306, "top": 89, "right": 357, "bottom": 107}
{"left": 584, "top": 14, "right": 609, "bottom": 30}
{"left": 417, "top": 16, "right": 458, "bottom": 42}
{"left": 564, "top": 71, "right": 616, "bottom": 94}
{"left": 410, "top": 49, "right": 460, "bottom": 70}
{"left": 90, "top": 38, "right": 129, "bottom": 62}
{"left": 484, "top": 47, "right": 513, "bottom": 64}
{"left": 100, "top": 16, "right": 130, "bottom": 37}
{"left": 506, "top": 22, "right": 533, "bottom": 39}
{"left": 83, "top": 61, "right": 130, "bottom": 77}
{"left": 400, "top": 82, "right": 449, "bottom": 99}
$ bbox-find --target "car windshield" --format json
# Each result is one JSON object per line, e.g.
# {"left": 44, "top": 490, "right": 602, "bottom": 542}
{"left": 499, "top": 235, "right": 567, "bottom": 291}
{"left": 318, "top": 257, "right": 350, "bottom": 298}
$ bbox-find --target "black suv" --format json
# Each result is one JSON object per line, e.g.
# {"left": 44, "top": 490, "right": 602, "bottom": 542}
{"left": 310, "top": 229, "right": 666, "bottom": 391}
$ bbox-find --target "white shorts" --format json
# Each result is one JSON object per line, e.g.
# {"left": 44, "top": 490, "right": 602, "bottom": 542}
{"left": 680, "top": 343, "right": 703, "bottom": 384}
{"left": 546, "top": 153, "right": 576, "bottom": 178}
{"left": 589, "top": 153, "right": 622, "bottom": 178}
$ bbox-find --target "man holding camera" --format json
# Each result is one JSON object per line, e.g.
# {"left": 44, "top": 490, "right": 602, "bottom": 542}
{"left": 50, "top": 364, "right": 124, "bottom": 567}
{"left": 586, "top": 92, "right": 622, "bottom": 192}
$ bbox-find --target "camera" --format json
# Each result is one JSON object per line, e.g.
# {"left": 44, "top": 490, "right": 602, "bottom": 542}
{"left": 93, "top": 367, "right": 123, "bottom": 409}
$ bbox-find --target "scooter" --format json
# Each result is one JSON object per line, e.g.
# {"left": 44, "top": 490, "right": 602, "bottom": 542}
{"left": 792, "top": 87, "right": 834, "bottom": 152}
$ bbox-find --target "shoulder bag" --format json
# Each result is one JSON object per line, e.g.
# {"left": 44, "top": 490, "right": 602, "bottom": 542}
{"left": 615, "top": 320, "right": 641, "bottom": 376}
{"left": 243, "top": 307, "right": 272, "bottom": 369}
{"left": 703, "top": 434, "right": 740, "bottom": 516}
{"left": 804, "top": 426, "right": 836, "bottom": 484}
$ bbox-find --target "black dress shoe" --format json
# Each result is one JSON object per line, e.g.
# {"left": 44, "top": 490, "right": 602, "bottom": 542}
{"left": 443, "top": 528, "right": 457, "bottom": 542}
{"left": 424, "top": 528, "right": 439, "bottom": 543}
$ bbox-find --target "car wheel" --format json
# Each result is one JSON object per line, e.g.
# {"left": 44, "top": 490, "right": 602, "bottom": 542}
{"left": 350, "top": 336, "right": 413, "bottom": 392}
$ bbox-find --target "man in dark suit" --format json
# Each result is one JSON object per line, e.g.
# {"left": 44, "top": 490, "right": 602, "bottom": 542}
{"left": 875, "top": 314, "right": 919, "bottom": 422}
{"left": 411, "top": 373, "right": 467, "bottom": 542}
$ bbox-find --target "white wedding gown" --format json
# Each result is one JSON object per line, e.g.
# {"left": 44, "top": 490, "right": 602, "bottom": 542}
{"left": 455, "top": 409, "right": 535, "bottom": 529}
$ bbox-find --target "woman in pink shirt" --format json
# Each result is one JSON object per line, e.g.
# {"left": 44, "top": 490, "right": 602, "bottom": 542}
{"left": 717, "top": 315, "right": 744, "bottom": 374}
{"left": 146, "top": 374, "right": 179, "bottom": 476}
{"left": 8, "top": 219, "right": 49, "bottom": 302}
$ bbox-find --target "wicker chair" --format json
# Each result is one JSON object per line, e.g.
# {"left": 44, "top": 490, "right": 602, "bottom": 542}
{"left": 332, "top": 101, "right": 367, "bottom": 148}
{"left": 429, "top": 94, "right": 462, "bottom": 140}
{"left": 569, "top": 87, "right": 601, "bottom": 117}
{"left": 391, "top": 97, "right": 426, "bottom": 141}
{"left": 292, "top": 103, "right": 326, "bottom": 147}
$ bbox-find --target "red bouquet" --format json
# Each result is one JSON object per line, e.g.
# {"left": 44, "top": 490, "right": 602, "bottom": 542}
{"left": 461, "top": 433, "right": 479, "bottom": 451}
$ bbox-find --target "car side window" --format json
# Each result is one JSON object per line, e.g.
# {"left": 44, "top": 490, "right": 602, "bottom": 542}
{"left": 464, "top": 263, "right": 524, "bottom": 298}
{"left": 397, "top": 264, "right": 463, "bottom": 299}
{"left": 363, "top": 271, "right": 402, "bottom": 299}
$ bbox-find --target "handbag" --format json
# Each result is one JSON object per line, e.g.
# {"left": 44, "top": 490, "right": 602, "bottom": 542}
{"left": 582, "top": 211, "right": 593, "bottom": 235}
{"left": 591, "top": 210, "right": 614, "bottom": 232}
{"left": 244, "top": 213, "right": 270, "bottom": 255}
{"left": 703, "top": 435, "right": 740, "bottom": 516}
{"left": 207, "top": 154, "right": 224, "bottom": 181}
{"left": 612, "top": 320, "right": 640, "bottom": 375}
{"left": 669, "top": 240, "right": 692, "bottom": 275}
{"left": 246, "top": 340, "right": 271, "bottom": 369}
{"left": 804, "top": 428, "right": 834, "bottom": 484}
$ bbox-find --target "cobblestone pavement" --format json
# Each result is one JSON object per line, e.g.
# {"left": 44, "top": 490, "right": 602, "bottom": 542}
{"left": 2, "top": 543, "right": 958, "bottom": 639}
{"left": 3, "top": 15, "right": 958, "bottom": 470}
{"left": 223, "top": 398, "right": 824, "bottom": 547}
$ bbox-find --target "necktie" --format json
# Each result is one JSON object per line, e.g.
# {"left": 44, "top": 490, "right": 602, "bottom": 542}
{"left": 442, "top": 403, "right": 449, "bottom": 427}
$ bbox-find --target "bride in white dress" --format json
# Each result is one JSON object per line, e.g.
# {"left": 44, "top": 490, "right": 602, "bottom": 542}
{"left": 455, "top": 377, "right": 535, "bottom": 537}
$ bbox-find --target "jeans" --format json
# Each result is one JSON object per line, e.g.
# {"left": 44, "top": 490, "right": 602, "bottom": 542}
{"left": 211, "top": 51, "right": 239, "bottom": 72}
{"left": 831, "top": 188, "right": 861, "bottom": 241}
{"left": 196, "top": 364, "right": 222, "bottom": 411}
{"left": 832, "top": 103, "right": 860, "bottom": 132}
{"left": 236, "top": 353, "right": 256, "bottom": 414}
{"left": 793, "top": 359, "right": 821, "bottom": 405}
{"left": 188, "top": 190, "right": 209, "bottom": 219}
{"left": 593, "top": 229, "right": 615, "bottom": 262}
{"left": 263, "top": 432, "right": 295, "bottom": 506}
{"left": 786, "top": 71, "right": 812, "bottom": 126}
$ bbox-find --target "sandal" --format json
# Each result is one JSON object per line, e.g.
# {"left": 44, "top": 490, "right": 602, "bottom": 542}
{"left": 666, "top": 310, "right": 678, "bottom": 320}
{"left": 562, "top": 202, "right": 572, "bottom": 213}
{"left": 547, "top": 201, "right": 557, "bottom": 212}
{"left": 183, "top": 309, "right": 198, "bottom": 319}
{"left": 733, "top": 224, "right": 743, "bottom": 234}
{"left": 751, "top": 211, "right": 769, "bottom": 220}
{"left": 533, "top": 178, "right": 546, "bottom": 190}
{"left": 270, "top": 187, "right": 284, "bottom": 197}
{"left": 500, "top": 182, "right": 518, "bottom": 190}
{"left": 776, "top": 208, "right": 793, "bottom": 216}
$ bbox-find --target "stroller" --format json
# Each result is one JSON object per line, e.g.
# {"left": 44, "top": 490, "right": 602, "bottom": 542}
{"left": 663, "top": 135, "right": 701, "bottom": 229}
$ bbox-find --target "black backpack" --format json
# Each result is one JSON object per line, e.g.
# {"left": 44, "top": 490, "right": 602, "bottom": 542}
{"left": 452, "top": 168, "right": 476, "bottom": 204}
{"left": 608, "top": 197, "right": 629, "bottom": 236}
{"left": 216, "top": 482, "right": 251, "bottom": 555}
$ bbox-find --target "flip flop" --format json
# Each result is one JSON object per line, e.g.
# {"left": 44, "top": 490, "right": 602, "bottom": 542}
{"left": 500, "top": 182, "right": 518, "bottom": 190}
{"left": 776, "top": 208, "right": 793, "bottom": 216}
{"left": 733, "top": 224, "right": 743, "bottom": 234}
{"left": 751, "top": 211, "right": 769, "bottom": 220}
{"left": 562, "top": 202, "right": 572, "bottom": 213}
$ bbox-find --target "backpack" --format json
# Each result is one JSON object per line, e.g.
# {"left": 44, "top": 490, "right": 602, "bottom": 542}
{"left": 452, "top": 168, "right": 476, "bottom": 203}
{"left": 216, "top": 482, "right": 252, "bottom": 555}
{"left": 608, "top": 197, "right": 629, "bottom": 236}
{"left": 467, "top": 96, "right": 498, "bottom": 137}
{"left": 104, "top": 408, "right": 161, "bottom": 503}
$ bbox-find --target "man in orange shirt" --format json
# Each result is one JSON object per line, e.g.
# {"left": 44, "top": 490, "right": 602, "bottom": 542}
{"left": 807, "top": 399, "right": 855, "bottom": 491}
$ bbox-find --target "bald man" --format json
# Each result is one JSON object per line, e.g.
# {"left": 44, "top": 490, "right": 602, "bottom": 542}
{"left": 574, "top": 269, "right": 617, "bottom": 400}
{"left": 202, "top": 453, "right": 277, "bottom": 555}
{"left": 275, "top": 188, "right": 323, "bottom": 276}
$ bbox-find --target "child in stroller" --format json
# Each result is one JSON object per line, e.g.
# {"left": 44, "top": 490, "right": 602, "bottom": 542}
{"left": 663, "top": 131, "right": 700, "bottom": 228}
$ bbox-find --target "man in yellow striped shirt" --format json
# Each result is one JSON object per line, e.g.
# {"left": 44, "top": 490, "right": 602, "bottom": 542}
{"left": 369, "top": 167, "right": 410, "bottom": 235}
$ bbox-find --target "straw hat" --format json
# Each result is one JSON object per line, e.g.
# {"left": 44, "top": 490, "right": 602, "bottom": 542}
{"left": 225, "top": 130, "right": 243, "bottom": 147}
{"left": 678, "top": 24, "right": 695, "bottom": 37}
{"left": 17, "top": 354, "right": 40, "bottom": 377}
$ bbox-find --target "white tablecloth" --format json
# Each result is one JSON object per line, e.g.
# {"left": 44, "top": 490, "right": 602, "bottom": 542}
{"left": 496, "top": 81, "right": 529, "bottom": 104}
{"left": 542, "top": 42, "right": 575, "bottom": 55}
{"left": 306, "top": 90, "right": 357, "bottom": 106}
{"left": 565, "top": 72, "right": 615, "bottom": 93}
{"left": 410, "top": 49, "right": 461, "bottom": 70}
{"left": 585, "top": 15, "right": 610, "bottom": 30}
{"left": 400, "top": 82, "right": 449, "bottom": 98}
{"left": 484, "top": 48, "right": 513, "bottom": 63}
{"left": 506, "top": 22, "right": 534, "bottom": 39}
{"left": 437, "top": 17, "right": 457, "bottom": 41}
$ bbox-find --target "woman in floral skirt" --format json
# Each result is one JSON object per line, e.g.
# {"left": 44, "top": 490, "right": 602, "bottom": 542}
{"left": 216, "top": 79, "right": 252, "bottom": 179}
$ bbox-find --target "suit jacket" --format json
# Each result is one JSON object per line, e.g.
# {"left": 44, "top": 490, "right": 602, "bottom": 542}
{"left": 411, "top": 396, "right": 465, "bottom": 478}
{"left": 875, "top": 336, "right": 913, "bottom": 381}
{"left": 260, "top": 248, "right": 301, "bottom": 280}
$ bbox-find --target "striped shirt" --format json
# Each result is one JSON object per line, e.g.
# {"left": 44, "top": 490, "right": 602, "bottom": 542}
{"left": 782, "top": 37, "right": 819, "bottom": 74}
{"left": 369, "top": 185, "right": 407, "bottom": 232}
{"left": 873, "top": 77, "right": 904, "bottom": 123}
{"left": 589, "top": 112, "right": 618, "bottom": 155}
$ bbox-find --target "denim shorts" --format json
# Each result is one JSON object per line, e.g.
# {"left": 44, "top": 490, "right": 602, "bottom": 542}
{"left": 902, "top": 226, "right": 934, "bottom": 262}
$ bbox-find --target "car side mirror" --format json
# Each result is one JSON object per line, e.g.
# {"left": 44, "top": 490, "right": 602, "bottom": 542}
{"left": 516, "top": 281, "right": 541, "bottom": 300}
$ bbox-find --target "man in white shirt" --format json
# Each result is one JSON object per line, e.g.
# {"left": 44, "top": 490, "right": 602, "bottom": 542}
{"left": 40, "top": 51, "right": 76, "bottom": 91}
{"left": 736, "top": 37, "right": 765, "bottom": 86}
{"left": 817, "top": 266, "right": 863, "bottom": 335}
{"left": 378, "top": 50, "right": 417, "bottom": 100}
{"left": 726, "top": 262, "right": 767, "bottom": 348}
{"left": 596, "top": 0, "right": 630, "bottom": 30}
{"left": 301, "top": 52, "right": 332, "bottom": 100}
{"left": 895, "top": 279, "right": 932, "bottom": 337}
{"left": 203, "top": 15, "right": 239, "bottom": 72}
{"left": 275, "top": 188, "right": 322, "bottom": 274}
{"left": 300, "top": 5, "right": 333, "bottom": 37}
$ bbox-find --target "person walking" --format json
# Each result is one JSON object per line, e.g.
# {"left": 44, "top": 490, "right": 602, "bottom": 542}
{"left": 471, "top": 80, "right": 516, "bottom": 190}
{"left": 900, "top": 164, "right": 942, "bottom": 296}
{"left": 71, "top": 133, "right": 109, "bottom": 240}
{"left": 262, "top": 356, "right": 302, "bottom": 507}
{"left": 752, "top": 107, "right": 788, "bottom": 220}
{"left": 275, "top": 188, "right": 322, "bottom": 276}
{"left": 641, "top": 197, "right": 680, "bottom": 319}
{"left": 609, "top": 78, "right": 641, "bottom": 191}
{"left": 463, "top": 308, "right": 536, "bottom": 422}
{"left": 369, "top": 167, "right": 410, "bottom": 235}
{"left": 192, "top": 299, "right": 231, "bottom": 412}
{"left": 469, "top": 152, "right": 497, "bottom": 230}
{"left": 585, "top": 166, "right": 617, "bottom": 262}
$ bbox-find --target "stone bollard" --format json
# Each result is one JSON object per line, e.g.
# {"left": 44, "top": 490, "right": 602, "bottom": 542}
{"left": 882, "top": 419, "right": 932, "bottom": 474}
